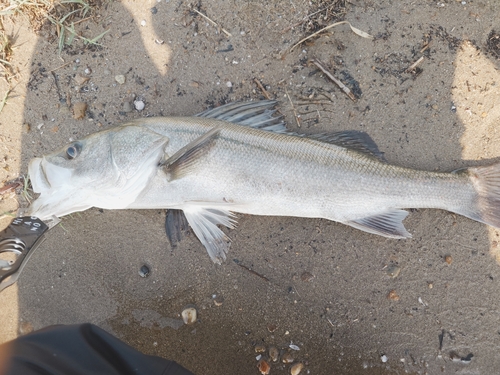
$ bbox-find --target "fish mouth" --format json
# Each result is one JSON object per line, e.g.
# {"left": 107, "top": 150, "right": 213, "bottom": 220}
{"left": 28, "top": 157, "right": 72, "bottom": 193}
{"left": 28, "top": 157, "right": 51, "bottom": 193}
{"left": 27, "top": 157, "right": 82, "bottom": 220}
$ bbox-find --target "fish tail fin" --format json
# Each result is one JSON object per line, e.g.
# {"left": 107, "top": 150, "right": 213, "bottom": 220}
{"left": 461, "top": 163, "right": 500, "bottom": 228}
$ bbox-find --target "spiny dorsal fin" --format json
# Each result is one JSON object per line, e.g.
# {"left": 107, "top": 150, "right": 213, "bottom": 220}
{"left": 162, "top": 127, "right": 220, "bottom": 180}
{"left": 196, "top": 101, "right": 385, "bottom": 160}
{"left": 196, "top": 100, "right": 287, "bottom": 133}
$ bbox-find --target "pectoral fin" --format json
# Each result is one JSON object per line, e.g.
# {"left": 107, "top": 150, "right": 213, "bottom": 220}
{"left": 162, "top": 127, "right": 220, "bottom": 180}
{"left": 345, "top": 210, "right": 411, "bottom": 239}
{"left": 182, "top": 204, "right": 237, "bottom": 264}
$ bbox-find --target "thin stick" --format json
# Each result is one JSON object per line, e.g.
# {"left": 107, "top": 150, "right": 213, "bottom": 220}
{"left": 290, "top": 20, "right": 373, "bottom": 52}
{"left": 72, "top": 16, "right": 92, "bottom": 25}
{"left": 420, "top": 43, "right": 431, "bottom": 53}
{"left": 405, "top": 56, "right": 425, "bottom": 72}
{"left": 254, "top": 78, "right": 272, "bottom": 100}
{"left": 233, "top": 259, "right": 269, "bottom": 282}
{"left": 49, "top": 61, "right": 71, "bottom": 72}
{"left": 191, "top": 8, "right": 232, "bottom": 37}
{"left": 311, "top": 59, "right": 356, "bottom": 101}
{"left": 0, "top": 180, "right": 21, "bottom": 195}
{"left": 285, "top": 88, "right": 301, "bottom": 127}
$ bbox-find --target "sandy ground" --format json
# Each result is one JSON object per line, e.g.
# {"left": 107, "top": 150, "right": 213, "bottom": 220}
{"left": 1, "top": 0, "right": 500, "bottom": 374}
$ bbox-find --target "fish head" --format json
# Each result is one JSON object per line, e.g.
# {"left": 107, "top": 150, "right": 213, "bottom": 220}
{"left": 28, "top": 125, "right": 168, "bottom": 219}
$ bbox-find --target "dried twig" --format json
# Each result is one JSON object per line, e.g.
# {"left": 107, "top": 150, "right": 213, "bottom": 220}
{"left": 311, "top": 59, "right": 356, "bottom": 101}
{"left": 233, "top": 259, "right": 269, "bottom": 282}
{"left": 49, "top": 61, "right": 71, "bottom": 73}
{"left": 253, "top": 78, "right": 272, "bottom": 100}
{"left": 420, "top": 42, "right": 431, "bottom": 53}
{"left": 405, "top": 56, "right": 425, "bottom": 73}
{"left": 191, "top": 8, "right": 231, "bottom": 37}
{"left": 285, "top": 88, "right": 301, "bottom": 127}
{"left": 0, "top": 180, "right": 21, "bottom": 195}
{"left": 290, "top": 20, "right": 373, "bottom": 52}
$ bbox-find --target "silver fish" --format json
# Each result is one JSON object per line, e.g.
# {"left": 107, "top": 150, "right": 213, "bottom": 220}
{"left": 27, "top": 101, "right": 500, "bottom": 263}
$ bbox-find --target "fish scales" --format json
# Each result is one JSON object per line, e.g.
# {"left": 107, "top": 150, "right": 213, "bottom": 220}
{"left": 139, "top": 117, "right": 474, "bottom": 220}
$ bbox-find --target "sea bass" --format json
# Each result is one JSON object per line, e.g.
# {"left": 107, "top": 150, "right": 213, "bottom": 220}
{"left": 27, "top": 101, "right": 500, "bottom": 263}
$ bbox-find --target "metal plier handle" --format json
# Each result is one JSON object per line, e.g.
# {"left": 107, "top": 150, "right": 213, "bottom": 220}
{"left": 0, "top": 217, "right": 48, "bottom": 292}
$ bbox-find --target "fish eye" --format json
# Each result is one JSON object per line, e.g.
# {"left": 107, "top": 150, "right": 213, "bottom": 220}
{"left": 66, "top": 142, "right": 82, "bottom": 159}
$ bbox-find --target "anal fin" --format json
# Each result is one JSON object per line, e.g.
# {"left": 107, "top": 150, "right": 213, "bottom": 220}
{"left": 182, "top": 204, "right": 237, "bottom": 264}
{"left": 345, "top": 209, "right": 411, "bottom": 239}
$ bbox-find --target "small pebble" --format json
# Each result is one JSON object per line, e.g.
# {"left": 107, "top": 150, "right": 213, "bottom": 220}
{"left": 22, "top": 123, "right": 31, "bottom": 134}
{"left": 84, "top": 67, "right": 92, "bottom": 75}
{"left": 289, "top": 344, "right": 300, "bottom": 351}
{"left": 226, "top": 81, "right": 232, "bottom": 88}
{"left": 115, "top": 75, "right": 126, "bottom": 84}
{"left": 257, "top": 359, "right": 270, "bottom": 375}
{"left": 269, "top": 346, "right": 279, "bottom": 362}
{"left": 140, "top": 20, "right": 146, "bottom": 26}
{"left": 72, "top": 102, "right": 87, "bottom": 120}
{"left": 386, "top": 265, "right": 401, "bottom": 278}
{"left": 123, "top": 101, "right": 134, "bottom": 113}
{"left": 138, "top": 264, "right": 150, "bottom": 277}
{"left": 151, "top": 6, "right": 158, "bottom": 14}
{"left": 381, "top": 354, "right": 388, "bottom": 363}
{"left": 213, "top": 295, "right": 224, "bottom": 306}
{"left": 387, "top": 290, "right": 400, "bottom": 301}
{"left": 282, "top": 351, "right": 294, "bottom": 364}
{"left": 181, "top": 306, "right": 197, "bottom": 324}
{"left": 290, "top": 362, "right": 304, "bottom": 375}
{"left": 73, "top": 73, "right": 89, "bottom": 85}
{"left": 255, "top": 345, "right": 266, "bottom": 353}
{"left": 134, "top": 100, "right": 145, "bottom": 111}
{"left": 300, "top": 271, "right": 315, "bottom": 282}
{"left": 267, "top": 324, "right": 277, "bottom": 333}
{"left": 445, "top": 255, "right": 453, "bottom": 264}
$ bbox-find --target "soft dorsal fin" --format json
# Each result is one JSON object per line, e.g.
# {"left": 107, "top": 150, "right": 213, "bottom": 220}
{"left": 309, "top": 131, "right": 386, "bottom": 162}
